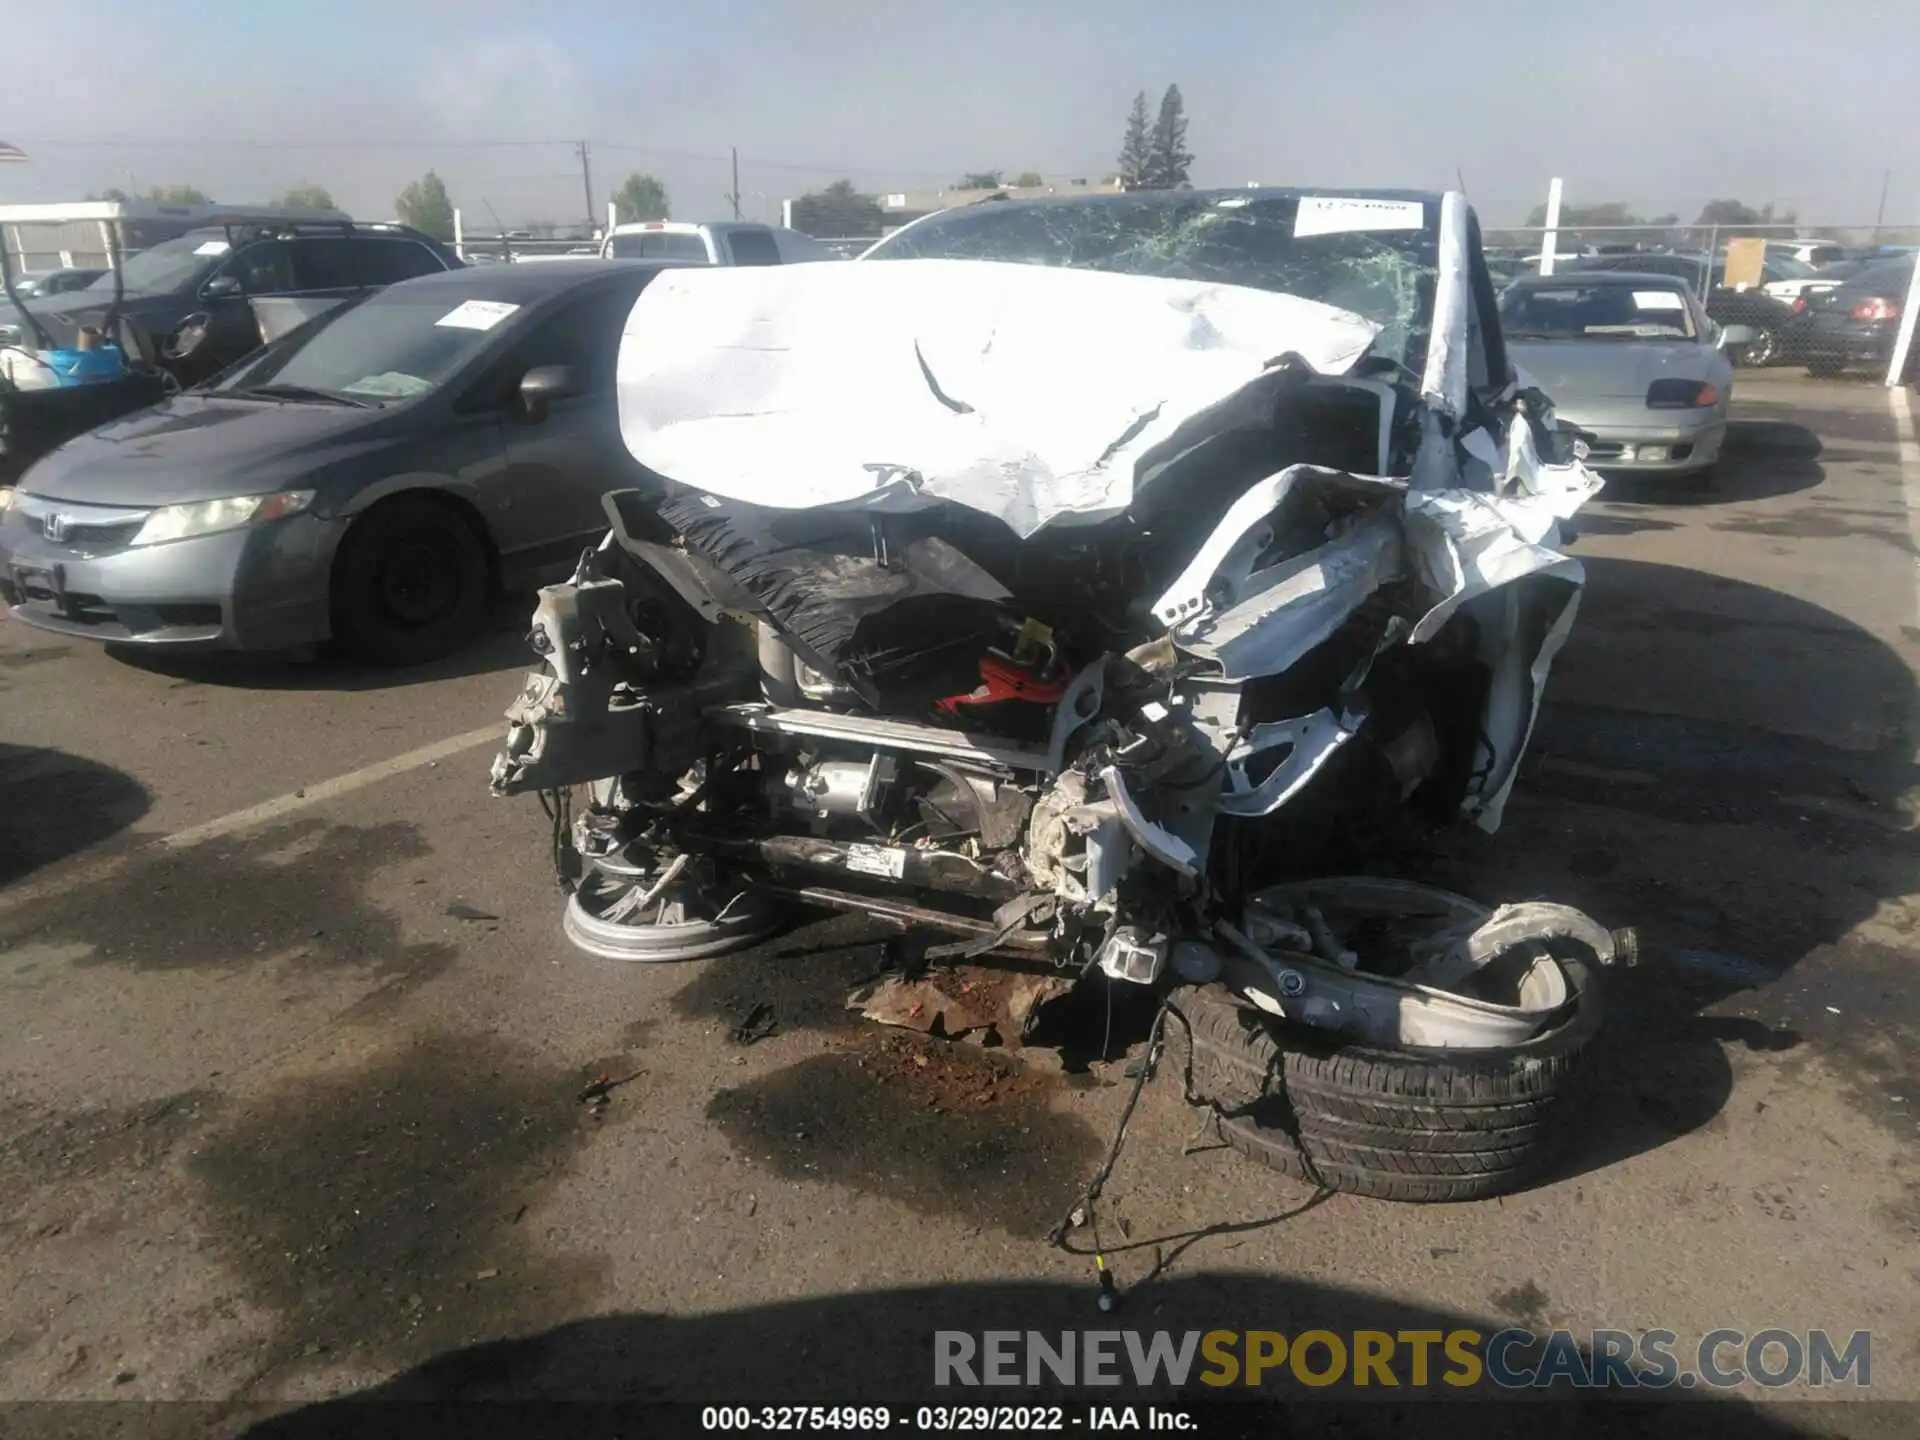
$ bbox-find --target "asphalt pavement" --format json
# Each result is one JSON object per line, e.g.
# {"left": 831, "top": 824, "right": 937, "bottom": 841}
{"left": 1, "top": 373, "right": 1917, "bottom": 1431}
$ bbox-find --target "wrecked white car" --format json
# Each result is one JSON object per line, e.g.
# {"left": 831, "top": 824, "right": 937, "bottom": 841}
{"left": 489, "top": 188, "right": 1623, "bottom": 1202}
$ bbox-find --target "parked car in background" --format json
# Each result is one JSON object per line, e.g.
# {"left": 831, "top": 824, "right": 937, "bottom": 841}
{"left": 1501, "top": 272, "right": 1744, "bottom": 484}
{"left": 1791, "top": 256, "right": 1916, "bottom": 378}
{"left": 1568, "top": 252, "right": 1796, "bottom": 366}
{"left": 1770, "top": 239, "right": 1850, "bottom": 269}
{"left": 0, "top": 260, "right": 683, "bottom": 663}
{"left": 599, "top": 221, "right": 839, "bottom": 265}
{"left": 7, "top": 267, "right": 109, "bottom": 299}
{"left": 3, "top": 221, "right": 462, "bottom": 384}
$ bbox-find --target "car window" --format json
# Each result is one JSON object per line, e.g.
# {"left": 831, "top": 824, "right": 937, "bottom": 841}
{"left": 87, "top": 235, "right": 225, "bottom": 294}
{"left": 607, "top": 231, "right": 710, "bottom": 261}
{"left": 215, "top": 289, "right": 520, "bottom": 402}
{"left": 358, "top": 239, "right": 449, "bottom": 285}
{"left": 222, "top": 241, "right": 293, "bottom": 295}
{"left": 288, "top": 238, "right": 364, "bottom": 291}
{"left": 1501, "top": 282, "right": 1697, "bottom": 340}
{"left": 727, "top": 228, "right": 782, "bottom": 266}
{"left": 457, "top": 281, "right": 647, "bottom": 412}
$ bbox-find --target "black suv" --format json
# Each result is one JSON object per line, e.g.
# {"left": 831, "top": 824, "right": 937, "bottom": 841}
{"left": 9, "top": 221, "right": 463, "bottom": 381}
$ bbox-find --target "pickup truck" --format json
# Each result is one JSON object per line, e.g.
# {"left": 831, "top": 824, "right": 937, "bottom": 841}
{"left": 598, "top": 221, "right": 840, "bottom": 266}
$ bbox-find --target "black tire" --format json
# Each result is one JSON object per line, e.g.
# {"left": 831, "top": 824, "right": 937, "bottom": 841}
{"left": 1176, "top": 962, "right": 1604, "bottom": 1203}
{"left": 1806, "top": 357, "right": 1846, "bottom": 378}
{"left": 330, "top": 494, "right": 492, "bottom": 665}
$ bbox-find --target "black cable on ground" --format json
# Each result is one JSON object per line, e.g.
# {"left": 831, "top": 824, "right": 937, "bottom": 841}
{"left": 1048, "top": 993, "right": 1334, "bottom": 1298}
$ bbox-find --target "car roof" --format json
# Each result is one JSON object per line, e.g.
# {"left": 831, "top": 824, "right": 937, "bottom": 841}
{"left": 1510, "top": 270, "right": 1690, "bottom": 288}
{"left": 381, "top": 258, "right": 687, "bottom": 300}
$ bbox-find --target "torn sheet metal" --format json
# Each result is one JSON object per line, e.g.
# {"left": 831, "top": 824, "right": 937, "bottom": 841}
{"left": 1172, "top": 511, "right": 1405, "bottom": 682}
{"left": 616, "top": 258, "right": 1383, "bottom": 538}
{"left": 849, "top": 968, "right": 1071, "bottom": 1046}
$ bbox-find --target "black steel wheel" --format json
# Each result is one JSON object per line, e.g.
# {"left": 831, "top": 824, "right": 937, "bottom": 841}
{"left": 330, "top": 494, "right": 491, "bottom": 665}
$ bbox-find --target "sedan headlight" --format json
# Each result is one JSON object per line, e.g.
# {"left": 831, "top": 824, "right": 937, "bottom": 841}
{"left": 130, "top": 490, "right": 316, "bottom": 547}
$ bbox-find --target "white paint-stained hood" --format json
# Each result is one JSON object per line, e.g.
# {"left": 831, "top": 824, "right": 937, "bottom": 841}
{"left": 615, "top": 258, "right": 1384, "bottom": 538}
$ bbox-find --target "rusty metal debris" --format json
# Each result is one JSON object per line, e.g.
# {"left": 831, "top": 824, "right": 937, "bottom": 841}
{"left": 848, "top": 967, "right": 1072, "bottom": 1048}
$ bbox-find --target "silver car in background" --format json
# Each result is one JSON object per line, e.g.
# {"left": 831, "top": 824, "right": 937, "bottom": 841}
{"left": 1501, "top": 272, "right": 1748, "bottom": 484}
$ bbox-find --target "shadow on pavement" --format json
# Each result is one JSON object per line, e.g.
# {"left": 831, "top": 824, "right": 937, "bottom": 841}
{"left": 102, "top": 592, "right": 537, "bottom": 693}
{"left": 231, "top": 1276, "right": 1866, "bottom": 1439}
{"left": 0, "top": 742, "right": 151, "bottom": 887}
{"left": 1418, "top": 554, "right": 1920, "bottom": 1175}
{"left": 1593, "top": 419, "right": 1825, "bottom": 512}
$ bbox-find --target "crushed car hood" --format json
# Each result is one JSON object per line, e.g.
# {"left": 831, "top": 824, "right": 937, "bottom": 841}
{"left": 616, "top": 258, "right": 1384, "bottom": 538}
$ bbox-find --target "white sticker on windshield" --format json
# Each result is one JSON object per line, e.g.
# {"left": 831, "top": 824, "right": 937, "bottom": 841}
{"left": 1294, "top": 196, "right": 1425, "bottom": 239}
{"left": 1632, "top": 290, "right": 1686, "bottom": 311}
{"left": 194, "top": 240, "right": 232, "bottom": 256}
{"left": 434, "top": 299, "right": 520, "bottom": 332}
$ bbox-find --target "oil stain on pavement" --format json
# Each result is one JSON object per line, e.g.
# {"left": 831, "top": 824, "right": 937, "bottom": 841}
{"left": 188, "top": 1031, "right": 611, "bottom": 1379}
{"left": 0, "top": 817, "right": 454, "bottom": 980}
{"left": 706, "top": 1027, "right": 1102, "bottom": 1239}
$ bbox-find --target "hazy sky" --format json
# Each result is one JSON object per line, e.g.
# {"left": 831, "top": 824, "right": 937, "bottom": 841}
{"left": 2, "top": 0, "right": 1913, "bottom": 231}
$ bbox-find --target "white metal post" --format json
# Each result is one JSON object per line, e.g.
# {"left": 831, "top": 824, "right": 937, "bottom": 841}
{"left": 782, "top": 198, "right": 794, "bottom": 230}
{"left": 1539, "top": 178, "right": 1564, "bottom": 277}
{"left": 97, "top": 219, "right": 117, "bottom": 270}
{"left": 606, "top": 200, "right": 616, "bottom": 239}
{"left": 452, "top": 207, "right": 464, "bottom": 260}
{"left": 1887, "top": 258, "right": 1920, "bottom": 388}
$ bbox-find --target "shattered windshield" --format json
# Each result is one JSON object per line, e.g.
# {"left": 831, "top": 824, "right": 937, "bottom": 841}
{"left": 214, "top": 290, "right": 518, "bottom": 403}
{"left": 863, "top": 191, "right": 1439, "bottom": 371}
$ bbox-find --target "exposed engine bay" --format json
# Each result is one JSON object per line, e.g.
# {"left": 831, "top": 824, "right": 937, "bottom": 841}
{"left": 489, "top": 189, "right": 1626, "bottom": 1201}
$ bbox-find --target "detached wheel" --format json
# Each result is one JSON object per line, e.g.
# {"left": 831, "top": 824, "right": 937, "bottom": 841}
{"left": 1733, "top": 327, "right": 1778, "bottom": 367}
{"left": 331, "top": 494, "right": 491, "bottom": 665}
{"left": 1177, "top": 961, "right": 1604, "bottom": 1202}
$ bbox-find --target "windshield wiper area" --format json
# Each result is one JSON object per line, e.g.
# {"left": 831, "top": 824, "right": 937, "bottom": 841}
{"left": 237, "top": 383, "right": 378, "bottom": 408}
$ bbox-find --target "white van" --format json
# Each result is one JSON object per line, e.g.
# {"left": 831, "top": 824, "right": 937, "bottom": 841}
{"left": 599, "top": 221, "right": 840, "bottom": 266}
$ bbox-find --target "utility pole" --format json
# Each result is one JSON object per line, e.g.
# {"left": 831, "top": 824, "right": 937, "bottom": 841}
{"left": 577, "top": 140, "right": 595, "bottom": 235}
{"left": 1874, "top": 168, "right": 1891, "bottom": 243}
{"left": 730, "top": 147, "right": 742, "bottom": 221}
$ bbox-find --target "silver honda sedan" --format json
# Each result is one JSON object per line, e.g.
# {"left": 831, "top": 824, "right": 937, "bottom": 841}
{"left": 1500, "top": 272, "right": 1748, "bottom": 484}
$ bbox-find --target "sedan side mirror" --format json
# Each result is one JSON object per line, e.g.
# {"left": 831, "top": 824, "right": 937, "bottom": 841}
{"left": 1717, "top": 324, "right": 1755, "bottom": 348}
{"left": 203, "top": 275, "right": 242, "bottom": 299}
{"left": 518, "top": 364, "right": 582, "bottom": 423}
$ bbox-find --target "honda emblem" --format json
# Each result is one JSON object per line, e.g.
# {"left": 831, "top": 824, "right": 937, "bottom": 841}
{"left": 43, "top": 512, "right": 74, "bottom": 543}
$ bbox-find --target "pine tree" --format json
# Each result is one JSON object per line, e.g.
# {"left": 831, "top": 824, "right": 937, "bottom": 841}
{"left": 1117, "top": 92, "right": 1152, "bottom": 190}
{"left": 1145, "top": 84, "right": 1194, "bottom": 189}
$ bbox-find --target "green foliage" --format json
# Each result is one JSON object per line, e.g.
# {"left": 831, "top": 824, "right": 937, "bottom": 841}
{"left": 612, "top": 173, "right": 670, "bottom": 224}
{"left": 273, "top": 183, "right": 336, "bottom": 211}
{"left": 1117, "top": 92, "right": 1152, "bottom": 189}
{"left": 395, "top": 171, "right": 456, "bottom": 241}
{"left": 790, "top": 179, "right": 884, "bottom": 239}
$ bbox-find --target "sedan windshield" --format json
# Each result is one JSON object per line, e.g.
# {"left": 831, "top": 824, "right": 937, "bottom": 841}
{"left": 215, "top": 289, "right": 523, "bottom": 403}
{"left": 864, "top": 192, "right": 1440, "bottom": 371}
{"left": 1501, "top": 282, "right": 1698, "bottom": 341}
{"left": 86, "top": 235, "right": 226, "bottom": 295}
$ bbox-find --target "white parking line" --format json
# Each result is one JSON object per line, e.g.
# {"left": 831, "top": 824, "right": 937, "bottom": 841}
{"left": 1893, "top": 387, "right": 1920, "bottom": 627}
{"left": 159, "top": 725, "right": 504, "bottom": 849}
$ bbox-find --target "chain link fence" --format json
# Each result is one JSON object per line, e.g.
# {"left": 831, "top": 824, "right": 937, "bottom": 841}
{"left": 1484, "top": 221, "right": 1920, "bottom": 381}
